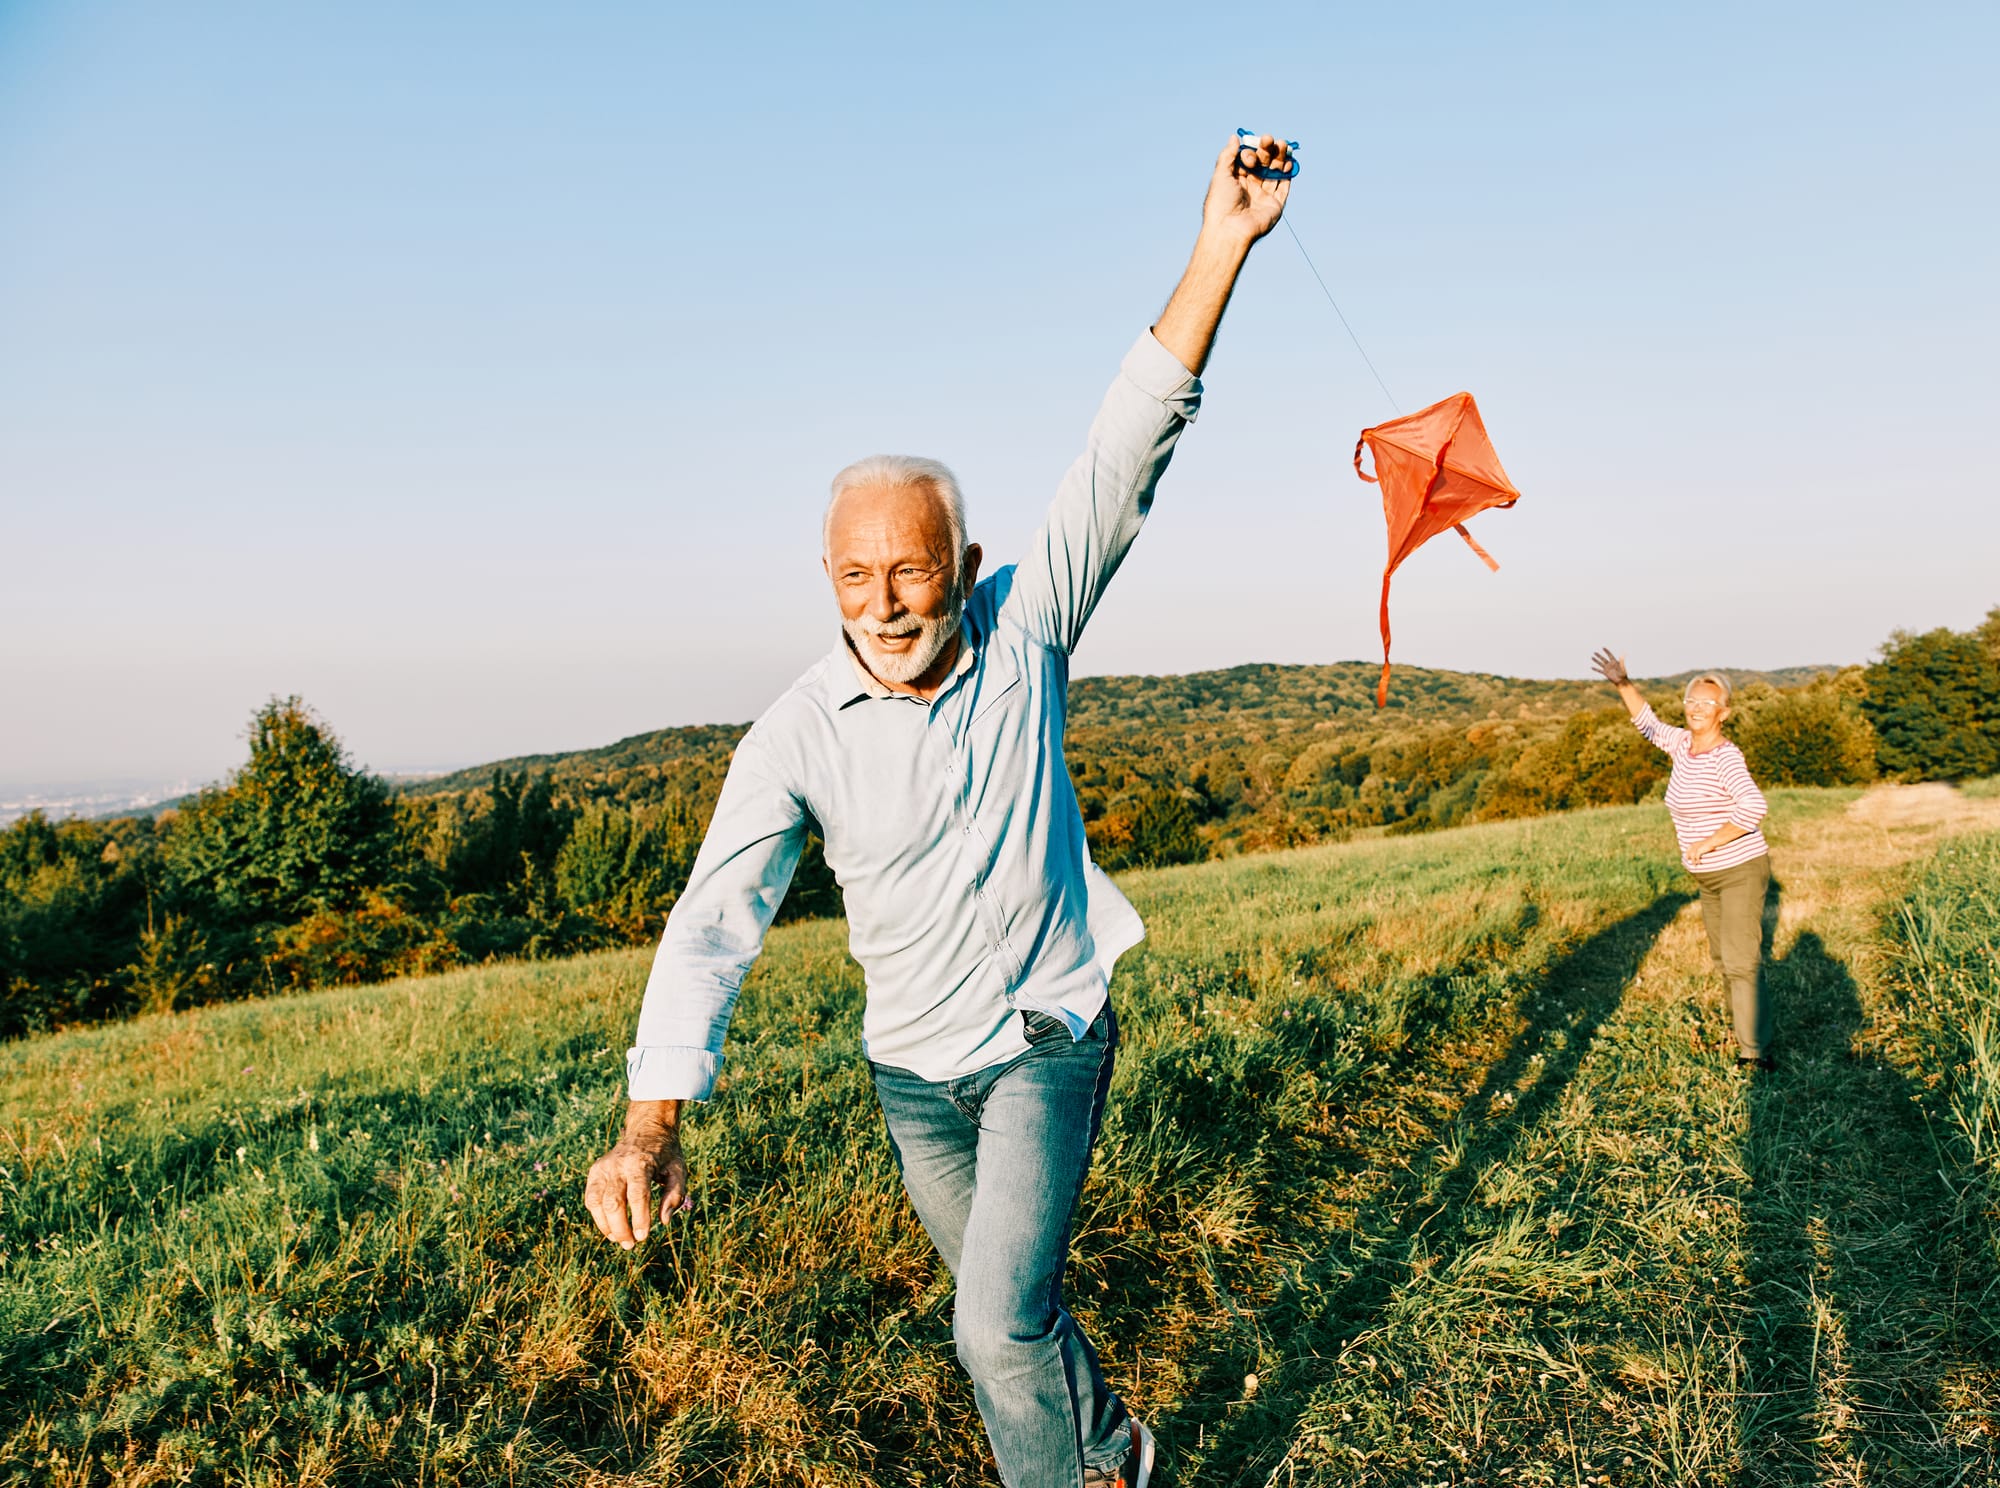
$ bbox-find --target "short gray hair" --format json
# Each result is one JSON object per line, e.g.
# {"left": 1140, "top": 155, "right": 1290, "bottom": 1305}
{"left": 1683, "top": 671, "right": 1734, "bottom": 705}
{"left": 823, "top": 454, "right": 968, "bottom": 567}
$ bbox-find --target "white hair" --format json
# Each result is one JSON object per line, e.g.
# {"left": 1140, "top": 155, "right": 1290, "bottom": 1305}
{"left": 823, "top": 454, "right": 969, "bottom": 569}
{"left": 1683, "top": 671, "right": 1734, "bottom": 705}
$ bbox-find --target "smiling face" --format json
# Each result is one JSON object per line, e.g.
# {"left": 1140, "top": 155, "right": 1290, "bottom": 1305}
{"left": 823, "top": 481, "right": 983, "bottom": 688}
{"left": 1683, "top": 681, "right": 1731, "bottom": 732}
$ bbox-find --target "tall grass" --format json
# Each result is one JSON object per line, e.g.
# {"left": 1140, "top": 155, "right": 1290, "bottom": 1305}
{"left": 1886, "top": 830, "right": 2000, "bottom": 1258}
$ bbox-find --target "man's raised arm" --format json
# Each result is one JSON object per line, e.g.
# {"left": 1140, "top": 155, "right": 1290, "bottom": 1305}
{"left": 1005, "top": 135, "right": 1293, "bottom": 653}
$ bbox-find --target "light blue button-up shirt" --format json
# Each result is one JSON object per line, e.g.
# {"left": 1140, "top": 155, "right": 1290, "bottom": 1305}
{"left": 626, "top": 331, "right": 1201, "bottom": 1098}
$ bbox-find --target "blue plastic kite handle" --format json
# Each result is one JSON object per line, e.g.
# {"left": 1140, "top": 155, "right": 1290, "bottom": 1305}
{"left": 1235, "top": 127, "right": 1300, "bottom": 181}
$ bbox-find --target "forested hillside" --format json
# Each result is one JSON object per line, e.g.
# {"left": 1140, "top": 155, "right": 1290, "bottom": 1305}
{"left": 402, "top": 659, "right": 1846, "bottom": 867}
{"left": 1064, "top": 661, "right": 1849, "bottom": 860}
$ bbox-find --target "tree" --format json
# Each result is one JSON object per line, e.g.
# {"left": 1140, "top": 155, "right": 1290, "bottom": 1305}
{"left": 162, "top": 697, "right": 397, "bottom": 930}
{"left": 424, "top": 770, "right": 568, "bottom": 899}
{"left": 555, "top": 798, "right": 703, "bottom": 937}
{"left": 1861, "top": 627, "right": 2000, "bottom": 781}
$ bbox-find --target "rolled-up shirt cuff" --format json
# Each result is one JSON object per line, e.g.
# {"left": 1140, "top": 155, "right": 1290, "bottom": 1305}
{"left": 1124, "top": 331, "right": 1203, "bottom": 419}
{"left": 626, "top": 1044, "right": 720, "bottom": 1102}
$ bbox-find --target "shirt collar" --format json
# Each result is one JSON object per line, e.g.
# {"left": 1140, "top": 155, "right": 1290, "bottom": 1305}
{"left": 833, "top": 626, "right": 975, "bottom": 708}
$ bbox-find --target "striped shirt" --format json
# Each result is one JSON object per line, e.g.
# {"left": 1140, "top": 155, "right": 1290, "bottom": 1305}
{"left": 1634, "top": 705, "right": 1770, "bottom": 873}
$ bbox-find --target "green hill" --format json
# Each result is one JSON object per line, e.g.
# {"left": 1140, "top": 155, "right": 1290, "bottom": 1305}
{"left": 408, "top": 661, "right": 1839, "bottom": 799}
{"left": 1067, "top": 660, "right": 1834, "bottom": 734}
{"left": 5, "top": 787, "right": 1995, "bottom": 1484}
{"left": 404, "top": 721, "right": 750, "bottom": 800}
{"left": 399, "top": 660, "right": 1848, "bottom": 870}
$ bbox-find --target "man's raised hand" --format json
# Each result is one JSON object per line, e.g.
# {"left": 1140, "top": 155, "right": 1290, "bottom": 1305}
{"left": 1155, "top": 133, "right": 1296, "bottom": 373}
{"left": 1204, "top": 133, "right": 1292, "bottom": 244}
{"left": 1590, "top": 648, "right": 1630, "bottom": 687}
{"left": 584, "top": 1102, "right": 689, "bottom": 1251}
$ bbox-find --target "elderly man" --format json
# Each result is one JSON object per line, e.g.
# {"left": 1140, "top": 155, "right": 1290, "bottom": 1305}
{"left": 585, "top": 134, "right": 1294, "bottom": 1487}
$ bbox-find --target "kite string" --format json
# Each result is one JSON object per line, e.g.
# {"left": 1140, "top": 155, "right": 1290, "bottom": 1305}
{"left": 1281, "top": 216, "right": 1400, "bottom": 414}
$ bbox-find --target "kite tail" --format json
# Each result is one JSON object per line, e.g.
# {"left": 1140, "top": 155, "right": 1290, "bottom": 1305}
{"left": 1376, "top": 568, "right": 1393, "bottom": 708}
{"left": 1452, "top": 522, "right": 1500, "bottom": 572}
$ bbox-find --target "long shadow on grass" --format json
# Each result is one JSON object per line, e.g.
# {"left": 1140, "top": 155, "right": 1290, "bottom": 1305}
{"left": 1163, "top": 890, "right": 1693, "bottom": 1486}
{"left": 1737, "top": 930, "right": 2000, "bottom": 1486}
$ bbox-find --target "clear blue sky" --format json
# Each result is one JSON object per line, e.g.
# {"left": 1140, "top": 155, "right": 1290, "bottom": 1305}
{"left": 3, "top": 1, "right": 1995, "bottom": 788}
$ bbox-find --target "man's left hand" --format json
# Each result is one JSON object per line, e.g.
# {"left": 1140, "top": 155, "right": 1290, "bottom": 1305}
{"left": 1201, "top": 134, "right": 1293, "bottom": 245}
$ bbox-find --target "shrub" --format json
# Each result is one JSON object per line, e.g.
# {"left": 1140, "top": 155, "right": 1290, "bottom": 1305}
{"left": 1735, "top": 685, "right": 1877, "bottom": 786}
{"left": 1476, "top": 706, "right": 1667, "bottom": 821}
{"left": 1093, "top": 788, "right": 1206, "bottom": 871}
{"left": 265, "top": 891, "right": 462, "bottom": 990}
{"left": 130, "top": 914, "right": 220, "bottom": 1015}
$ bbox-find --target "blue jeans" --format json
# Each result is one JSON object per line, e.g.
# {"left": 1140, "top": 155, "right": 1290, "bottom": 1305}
{"left": 871, "top": 1005, "right": 1129, "bottom": 1486}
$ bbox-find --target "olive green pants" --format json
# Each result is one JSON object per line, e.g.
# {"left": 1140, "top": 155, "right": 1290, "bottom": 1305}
{"left": 1692, "top": 853, "right": 1772, "bottom": 1060}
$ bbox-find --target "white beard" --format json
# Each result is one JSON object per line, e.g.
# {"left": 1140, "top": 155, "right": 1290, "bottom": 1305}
{"left": 844, "top": 583, "right": 966, "bottom": 685}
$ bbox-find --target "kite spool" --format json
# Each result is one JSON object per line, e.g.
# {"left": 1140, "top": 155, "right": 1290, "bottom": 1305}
{"left": 1235, "top": 127, "right": 1300, "bottom": 180}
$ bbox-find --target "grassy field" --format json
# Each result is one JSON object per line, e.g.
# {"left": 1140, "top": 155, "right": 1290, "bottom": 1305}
{"left": 3, "top": 786, "right": 1998, "bottom": 1486}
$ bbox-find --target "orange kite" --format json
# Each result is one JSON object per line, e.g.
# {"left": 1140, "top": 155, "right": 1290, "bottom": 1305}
{"left": 1353, "top": 392, "right": 1520, "bottom": 706}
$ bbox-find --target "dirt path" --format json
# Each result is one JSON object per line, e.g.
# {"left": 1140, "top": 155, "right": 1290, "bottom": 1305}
{"left": 1176, "top": 790, "right": 2000, "bottom": 1486}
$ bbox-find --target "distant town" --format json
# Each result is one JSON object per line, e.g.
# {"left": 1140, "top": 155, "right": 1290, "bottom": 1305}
{"left": 0, "top": 769, "right": 461, "bottom": 827}
{"left": 0, "top": 781, "right": 197, "bottom": 827}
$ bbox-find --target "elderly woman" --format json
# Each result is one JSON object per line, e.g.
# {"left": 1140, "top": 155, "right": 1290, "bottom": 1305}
{"left": 1592, "top": 649, "right": 1776, "bottom": 1071}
